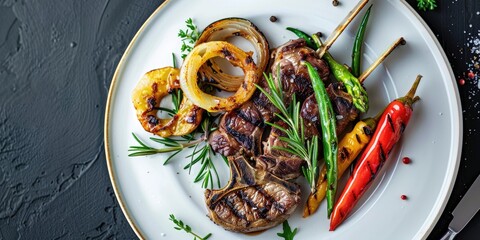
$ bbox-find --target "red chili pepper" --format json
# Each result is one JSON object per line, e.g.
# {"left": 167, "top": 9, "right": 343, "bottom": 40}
{"left": 329, "top": 75, "right": 422, "bottom": 231}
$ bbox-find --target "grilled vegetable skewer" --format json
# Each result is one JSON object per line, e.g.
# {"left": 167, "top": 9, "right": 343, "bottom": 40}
{"left": 330, "top": 75, "right": 422, "bottom": 231}
{"left": 302, "top": 34, "right": 407, "bottom": 218}
{"left": 287, "top": 22, "right": 407, "bottom": 217}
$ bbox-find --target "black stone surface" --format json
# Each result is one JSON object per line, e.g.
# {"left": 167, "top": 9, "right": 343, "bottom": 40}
{"left": 0, "top": 0, "right": 478, "bottom": 239}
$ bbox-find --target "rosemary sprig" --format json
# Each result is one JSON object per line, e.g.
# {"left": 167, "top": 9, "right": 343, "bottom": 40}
{"left": 128, "top": 113, "right": 223, "bottom": 188}
{"left": 256, "top": 70, "right": 319, "bottom": 193}
{"left": 128, "top": 133, "right": 195, "bottom": 157}
{"left": 169, "top": 214, "right": 212, "bottom": 240}
{"left": 277, "top": 220, "right": 298, "bottom": 240}
{"left": 178, "top": 18, "right": 200, "bottom": 59}
{"left": 184, "top": 116, "right": 221, "bottom": 189}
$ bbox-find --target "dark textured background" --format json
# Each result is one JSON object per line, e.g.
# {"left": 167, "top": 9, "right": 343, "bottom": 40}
{"left": 0, "top": 0, "right": 478, "bottom": 239}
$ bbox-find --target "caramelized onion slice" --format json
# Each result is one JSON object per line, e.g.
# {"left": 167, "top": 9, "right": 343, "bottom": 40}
{"left": 180, "top": 41, "right": 259, "bottom": 112}
{"left": 196, "top": 18, "right": 269, "bottom": 92}
{"left": 132, "top": 67, "right": 203, "bottom": 137}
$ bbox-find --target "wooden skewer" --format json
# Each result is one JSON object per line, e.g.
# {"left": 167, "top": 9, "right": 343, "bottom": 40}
{"left": 317, "top": 0, "right": 370, "bottom": 58}
{"left": 358, "top": 37, "right": 406, "bottom": 83}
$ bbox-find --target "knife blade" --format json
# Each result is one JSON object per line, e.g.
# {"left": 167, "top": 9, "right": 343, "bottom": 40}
{"left": 441, "top": 174, "right": 480, "bottom": 240}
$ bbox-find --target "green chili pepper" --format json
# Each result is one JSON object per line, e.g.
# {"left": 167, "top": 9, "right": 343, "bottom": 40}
{"left": 312, "top": 34, "right": 369, "bottom": 113}
{"left": 303, "top": 61, "right": 338, "bottom": 218}
{"left": 286, "top": 27, "right": 316, "bottom": 49}
{"left": 352, "top": 5, "right": 372, "bottom": 77}
{"left": 324, "top": 51, "right": 369, "bottom": 112}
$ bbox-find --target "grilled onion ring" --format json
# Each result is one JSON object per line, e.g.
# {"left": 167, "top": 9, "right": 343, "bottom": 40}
{"left": 132, "top": 67, "right": 203, "bottom": 137}
{"left": 196, "top": 18, "right": 269, "bottom": 92}
{"left": 180, "top": 41, "right": 259, "bottom": 112}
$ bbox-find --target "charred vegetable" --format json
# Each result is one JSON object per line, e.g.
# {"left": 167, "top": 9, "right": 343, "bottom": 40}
{"left": 303, "top": 114, "right": 379, "bottom": 217}
{"left": 180, "top": 41, "right": 259, "bottom": 112}
{"left": 131, "top": 67, "right": 203, "bottom": 137}
{"left": 196, "top": 18, "right": 270, "bottom": 92}
{"left": 330, "top": 75, "right": 422, "bottom": 230}
{"left": 313, "top": 34, "right": 369, "bottom": 113}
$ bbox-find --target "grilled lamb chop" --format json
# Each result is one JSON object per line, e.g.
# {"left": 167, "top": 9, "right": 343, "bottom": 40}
{"left": 205, "top": 155, "right": 301, "bottom": 233}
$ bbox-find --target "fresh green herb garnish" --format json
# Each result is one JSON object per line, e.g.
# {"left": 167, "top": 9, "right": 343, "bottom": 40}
{"left": 417, "top": 0, "right": 437, "bottom": 11}
{"left": 128, "top": 113, "right": 223, "bottom": 189}
{"left": 128, "top": 133, "right": 199, "bottom": 158}
{"left": 178, "top": 18, "right": 200, "bottom": 59}
{"left": 277, "top": 220, "right": 298, "bottom": 240}
{"left": 256, "top": 69, "right": 319, "bottom": 193}
{"left": 184, "top": 115, "right": 222, "bottom": 189}
{"left": 171, "top": 88, "right": 183, "bottom": 114}
{"left": 170, "top": 52, "right": 183, "bottom": 114}
{"left": 169, "top": 214, "right": 212, "bottom": 240}
{"left": 172, "top": 52, "right": 177, "bottom": 68}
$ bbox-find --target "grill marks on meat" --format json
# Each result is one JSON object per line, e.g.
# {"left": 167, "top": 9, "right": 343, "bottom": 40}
{"left": 270, "top": 39, "right": 330, "bottom": 103}
{"left": 209, "top": 101, "right": 265, "bottom": 157}
{"left": 301, "top": 82, "right": 360, "bottom": 137}
{"left": 327, "top": 82, "right": 360, "bottom": 135}
{"left": 256, "top": 155, "right": 305, "bottom": 180}
{"left": 263, "top": 121, "right": 294, "bottom": 158}
{"left": 205, "top": 156, "right": 301, "bottom": 232}
{"left": 208, "top": 129, "right": 242, "bottom": 156}
{"left": 209, "top": 38, "right": 333, "bottom": 179}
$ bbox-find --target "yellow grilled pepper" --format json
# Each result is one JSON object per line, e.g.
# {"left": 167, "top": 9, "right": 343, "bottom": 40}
{"left": 303, "top": 117, "right": 377, "bottom": 217}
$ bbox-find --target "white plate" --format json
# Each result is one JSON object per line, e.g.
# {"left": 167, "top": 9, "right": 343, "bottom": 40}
{"left": 105, "top": 0, "right": 462, "bottom": 239}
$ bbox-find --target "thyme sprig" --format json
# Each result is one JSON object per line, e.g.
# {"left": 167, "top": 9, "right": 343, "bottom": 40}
{"left": 417, "top": 0, "right": 437, "bottom": 11}
{"left": 178, "top": 18, "right": 200, "bottom": 59}
{"left": 169, "top": 214, "right": 212, "bottom": 240}
{"left": 256, "top": 70, "right": 319, "bottom": 193}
